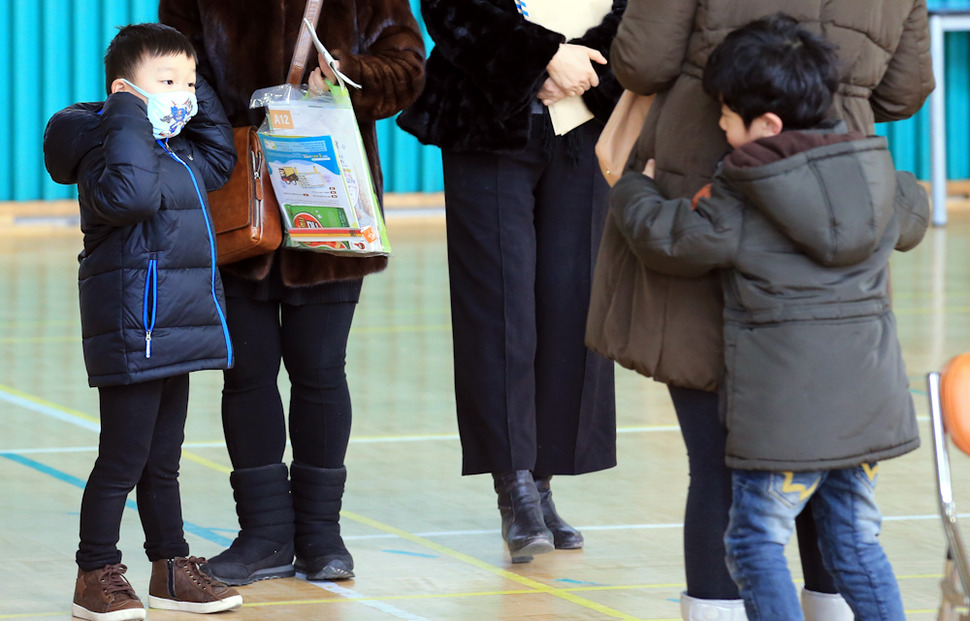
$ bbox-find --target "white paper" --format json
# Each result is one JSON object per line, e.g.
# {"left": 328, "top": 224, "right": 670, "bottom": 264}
{"left": 515, "top": 0, "right": 613, "bottom": 39}
{"left": 303, "top": 18, "right": 362, "bottom": 90}
{"left": 515, "top": 0, "right": 613, "bottom": 135}
{"left": 546, "top": 97, "right": 594, "bottom": 137}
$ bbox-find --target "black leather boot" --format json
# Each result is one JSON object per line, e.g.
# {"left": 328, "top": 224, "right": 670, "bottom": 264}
{"left": 291, "top": 462, "right": 354, "bottom": 581}
{"left": 492, "top": 470, "right": 555, "bottom": 563}
{"left": 204, "top": 463, "right": 296, "bottom": 585}
{"left": 534, "top": 476, "right": 584, "bottom": 549}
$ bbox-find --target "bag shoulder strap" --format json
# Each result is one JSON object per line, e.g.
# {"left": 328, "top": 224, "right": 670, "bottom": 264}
{"left": 286, "top": 0, "right": 325, "bottom": 86}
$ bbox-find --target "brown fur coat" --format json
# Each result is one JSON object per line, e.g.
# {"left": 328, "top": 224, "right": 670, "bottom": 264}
{"left": 159, "top": 0, "right": 426, "bottom": 285}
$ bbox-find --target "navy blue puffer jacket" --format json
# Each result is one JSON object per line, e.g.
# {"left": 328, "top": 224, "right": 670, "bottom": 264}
{"left": 44, "top": 77, "right": 236, "bottom": 387}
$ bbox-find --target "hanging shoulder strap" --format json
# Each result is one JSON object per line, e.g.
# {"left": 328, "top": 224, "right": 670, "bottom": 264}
{"left": 286, "top": 0, "right": 325, "bottom": 85}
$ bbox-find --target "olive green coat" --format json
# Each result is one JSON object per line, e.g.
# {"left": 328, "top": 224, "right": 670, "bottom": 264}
{"left": 610, "top": 124, "right": 928, "bottom": 470}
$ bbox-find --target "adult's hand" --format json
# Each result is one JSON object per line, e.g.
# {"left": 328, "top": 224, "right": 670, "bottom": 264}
{"left": 308, "top": 52, "right": 341, "bottom": 94}
{"left": 537, "top": 77, "right": 568, "bottom": 106}
{"left": 546, "top": 44, "right": 607, "bottom": 97}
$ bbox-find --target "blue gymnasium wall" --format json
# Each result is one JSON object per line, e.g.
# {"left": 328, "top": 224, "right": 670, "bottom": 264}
{"left": 1, "top": 0, "right": 442, "bottom": 201}
{"left": 1, "top": 1, "right": 967, "bottom": 200}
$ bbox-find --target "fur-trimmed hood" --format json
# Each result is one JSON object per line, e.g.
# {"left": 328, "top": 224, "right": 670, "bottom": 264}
{"left": 722, "top": 123, "right": 894, "bottom": 268}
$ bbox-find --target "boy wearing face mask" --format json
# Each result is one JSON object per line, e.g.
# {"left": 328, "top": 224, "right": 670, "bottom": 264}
{"left": 43, "top": 23, "right": 240, "bottom": 621}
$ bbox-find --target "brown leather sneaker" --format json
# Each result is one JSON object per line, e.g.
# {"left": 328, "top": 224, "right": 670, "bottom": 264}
{"left": 72, "top": 564, "right": 146, "bottom": 621}
{"left": 148, "top": 556, "right": 243, "bottom": 613}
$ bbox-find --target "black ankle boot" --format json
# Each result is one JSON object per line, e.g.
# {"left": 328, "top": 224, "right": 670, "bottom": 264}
{"left": 204, "top": 463, "right": 296, "bottom": 586}
{"left": 534, "top": 476, "right": 584, "bottom": 549}
{"left": 492, "top": 470, "right": 554, "bottom": 563}
{"left": 291, "top": 462, "right": 354, "bottom": 581}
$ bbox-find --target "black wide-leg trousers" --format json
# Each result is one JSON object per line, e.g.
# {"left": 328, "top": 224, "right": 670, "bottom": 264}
{"left": 442, "top": 119, "right": 616, "bottom": 477}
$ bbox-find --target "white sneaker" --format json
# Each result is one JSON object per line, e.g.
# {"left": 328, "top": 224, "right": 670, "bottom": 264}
{"left": 680, "top": 591, "right": 748, "bottom": 620}
{"left": 801, "top": 588, "right": 853, "bottom": 621}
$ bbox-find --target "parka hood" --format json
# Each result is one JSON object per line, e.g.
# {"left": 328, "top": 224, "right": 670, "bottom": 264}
{"left": 720, "top": 121, "right": 897, "bottom": 267}
{"left": 44, "top": 102, "right": 104, "bottom": 185}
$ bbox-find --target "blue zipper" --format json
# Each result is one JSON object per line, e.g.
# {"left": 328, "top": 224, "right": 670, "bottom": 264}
{"left": 158, "top": 140, "right": 234, "bottom": 365}
{"left": 142, "top": 258, "right": 157, "bottom": 358}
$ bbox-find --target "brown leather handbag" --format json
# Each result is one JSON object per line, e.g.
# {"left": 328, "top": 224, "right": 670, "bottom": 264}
{"left": 208, "top": 126, "right": 280, "bottom": 265}
{"left": 594, "top": 90, "right": 654, "bottom": 186}
{"left": 207, "top": 0, "right": 323, "bottom": 265}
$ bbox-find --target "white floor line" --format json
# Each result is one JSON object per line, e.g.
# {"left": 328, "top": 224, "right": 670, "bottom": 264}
{"left": 298, "top": 573, "right": 434, "bottom": 620}
{"left": 0, "top": 435, "right": 959, "bottom": 538}
{"left": 0, "top": 441, "right": 227, "bottom": 455}
{"left": 0, "top": 429, "right": 687, "bottom": 456}
{"left": 0, "top": 446, "right": 98, "bottom": 455}
{"left": 6, "top": 384, "right": 929, "bottom": 447}
{"left": 351, "top": 433, "right": 460, "bottom": 443}
{"left": 883, "top": 513, "right": 947, "bottom": 522}
{"left": 342, "top": 523, "right": 687, "bottom": 541}
{"left": 0, "top": 389, "right": 99, "bottom": 432}
{"left": 337, "top": 516, "right": 961, "bottom": 541}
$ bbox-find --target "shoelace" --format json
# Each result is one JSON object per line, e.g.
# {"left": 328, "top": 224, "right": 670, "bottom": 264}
{"left": 100, "top": 564, "right": 136, "bottom": 597}
{"left": 175, "top": 557, "right": 228, "bottom": 588}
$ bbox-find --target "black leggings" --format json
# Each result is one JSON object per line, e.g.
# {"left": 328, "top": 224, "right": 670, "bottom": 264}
{"left": 221, "top": 295, "right": 356, "bottom": 470}
{"left": 77, "top": 375, "right": 191, "bottom": 569}
{"left": 669, "top": 385, "right": 837, "bottom": 600}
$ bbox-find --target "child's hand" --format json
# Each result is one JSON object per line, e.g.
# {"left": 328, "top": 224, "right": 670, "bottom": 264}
{"left": 643, "top": 158, "right": 656, "bottom": 179}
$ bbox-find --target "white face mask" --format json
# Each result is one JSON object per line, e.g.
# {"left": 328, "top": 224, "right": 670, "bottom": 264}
{"left": 121, "top": 79, "right": 198, "bottom": 139}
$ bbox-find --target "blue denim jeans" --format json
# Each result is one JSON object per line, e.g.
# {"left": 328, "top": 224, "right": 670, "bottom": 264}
{"left": 725, "top": 466, "right": 905, "bottom": 620}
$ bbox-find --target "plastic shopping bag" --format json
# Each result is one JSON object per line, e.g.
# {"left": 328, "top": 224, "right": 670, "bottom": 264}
{"left": 249, "top": 64, "right": 389, "bottom": 256}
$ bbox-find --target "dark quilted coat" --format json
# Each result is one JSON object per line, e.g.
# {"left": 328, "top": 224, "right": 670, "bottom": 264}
{"left": 43, "top": 78, "right": 237, "bottom": 387}
{"left": 610, "top": 124, "right": 929, "bottom": 470}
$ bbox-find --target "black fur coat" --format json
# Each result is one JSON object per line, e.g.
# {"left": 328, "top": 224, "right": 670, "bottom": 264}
{"left": 398, "top": 0, "right": 625, "bottom": 153}
{"left": 159, "top": 0, "right": 426, "bottom": 285}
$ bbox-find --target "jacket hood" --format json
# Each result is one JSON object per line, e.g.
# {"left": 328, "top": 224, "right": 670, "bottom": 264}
{"left": 44, "top": 102, "right": 104, "bottom": 185}
{"left": 720, "top": 121, "right": 897, "bottom": 267}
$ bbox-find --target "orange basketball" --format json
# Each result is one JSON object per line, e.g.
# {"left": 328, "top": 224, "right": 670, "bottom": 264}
{"left": 941, "top": 353, "right": 970, "bottom": 455}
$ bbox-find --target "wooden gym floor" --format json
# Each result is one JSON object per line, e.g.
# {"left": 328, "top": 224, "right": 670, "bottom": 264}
{"left": 1, "top": 197, "right": 970, "bottom": 620}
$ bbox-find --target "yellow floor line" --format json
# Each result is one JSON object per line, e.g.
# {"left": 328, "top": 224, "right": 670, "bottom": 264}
{"left": 0, "top": 336, "right": 76, "bottom": 344}
{"left": 179, "top": 440, "right": 645, "bottom": 620}
{"left": 244, "top": 583, "right": 694, "bottom": 608}
{"left": 180, "top": 450, "right": 231, "bottom": 475}
{"left": 1, "top": 385, "right": 948, "bottom": 620}
{"left": 0, "top": 320, "right": 76, "bottom": 328}
{"left": 0, "top": 384, "right": 98, "bottom": 424}
{"left": 894, "top": 305, "right": 970, "bottom": 315}
{"left": 341, "top": 510, "right": 644, "bottom": 621}
{"left": 241, "top": 589, "right": 542, "bottom": 607}
{"left": 350, "top": 323, "right": 451, "bottom": 334}
{"left": 0, "top": 384, "right": 642, "bottom": 620}
{"left": 0, "top": 322, "right": 452, "bottom": 344}
{"left": 0, "top": 383, "right": 229, "bottom": 476}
